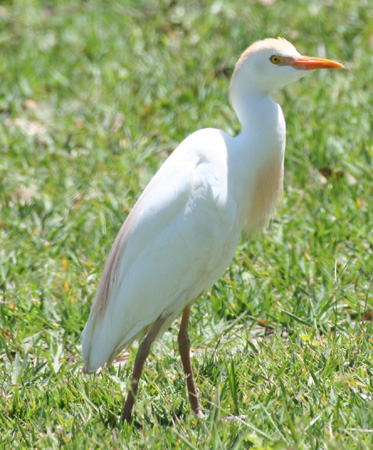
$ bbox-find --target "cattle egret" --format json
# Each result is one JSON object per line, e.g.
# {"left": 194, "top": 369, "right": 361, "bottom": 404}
{"left": 82, "top": 38, "right": 343, "bottom": 423}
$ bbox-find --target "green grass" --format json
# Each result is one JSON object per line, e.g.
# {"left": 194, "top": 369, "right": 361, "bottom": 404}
{"left": 1, "top": 0, "right": 372, "bottom": 448}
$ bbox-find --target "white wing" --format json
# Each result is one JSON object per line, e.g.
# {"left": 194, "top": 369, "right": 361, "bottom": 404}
{"left": 82, "top": 129, "right": 240, "bottom": 373}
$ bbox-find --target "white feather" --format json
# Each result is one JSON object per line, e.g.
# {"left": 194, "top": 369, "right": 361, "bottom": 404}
{"left": 82, "top": 128, "right": 243, "bottom": 372}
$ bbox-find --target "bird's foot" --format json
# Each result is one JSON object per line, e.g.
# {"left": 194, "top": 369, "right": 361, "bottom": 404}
{"left": 192, "top": 409, "right": 205, "bottom": 420}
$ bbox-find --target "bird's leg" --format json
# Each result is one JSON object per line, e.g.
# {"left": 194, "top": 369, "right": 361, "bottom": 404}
{"left": 121, "top": 315, "right": 167, "bottom": 424}
{"left": 178, "top": 306, "right": 204, "bottom": 419}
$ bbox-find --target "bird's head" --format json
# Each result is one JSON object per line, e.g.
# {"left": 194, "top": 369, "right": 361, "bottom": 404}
{"left": 230, "top": 37, "right": 344, "bottom": 95}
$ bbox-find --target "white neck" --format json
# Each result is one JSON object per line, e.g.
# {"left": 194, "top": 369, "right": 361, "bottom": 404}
{"left": 228, "top": 77, "right": 286, "bottom": 235}
{"left": 229, "top": 82, "right": 280, "bottom": 133}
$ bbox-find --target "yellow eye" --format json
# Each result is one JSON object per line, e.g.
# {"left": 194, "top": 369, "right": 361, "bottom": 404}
{"left": 270, "top": 55, "right": 281, "bottom": 64}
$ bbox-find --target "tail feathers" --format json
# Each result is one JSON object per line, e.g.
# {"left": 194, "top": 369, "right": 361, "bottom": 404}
{"left": 81, "top": 314, "right": 117, "bottom": 374}
{"left": 82, "top": 314, "right": 151, "bottom": 374}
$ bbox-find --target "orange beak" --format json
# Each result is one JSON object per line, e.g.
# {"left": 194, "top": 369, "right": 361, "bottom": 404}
{"left": 290, "top": 55, "right": 344, "bottom": 70}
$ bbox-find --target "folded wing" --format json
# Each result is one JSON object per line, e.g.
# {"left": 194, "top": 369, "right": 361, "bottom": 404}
{"left": 82, "top": 129, "right": 238, "bottom": 373}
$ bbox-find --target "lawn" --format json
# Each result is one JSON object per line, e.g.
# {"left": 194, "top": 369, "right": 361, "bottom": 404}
{"left": 0, "top": 0, "right": 372, "bottom": 448}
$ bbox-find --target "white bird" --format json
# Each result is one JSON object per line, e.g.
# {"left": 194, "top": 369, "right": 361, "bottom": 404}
{"left": 82, "top": 38, "right": 343, "bottom": 423}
